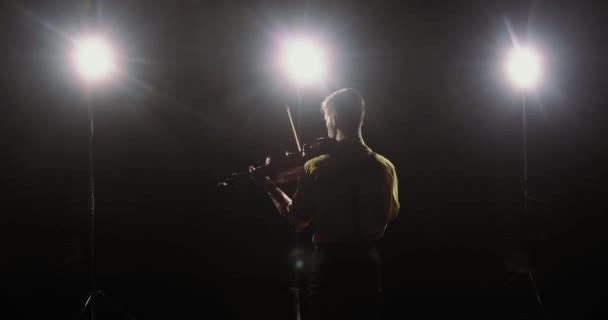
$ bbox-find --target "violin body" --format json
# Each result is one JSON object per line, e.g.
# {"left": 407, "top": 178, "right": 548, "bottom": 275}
{"left": 218, "top": 137, "right": 335, "bottom": 190}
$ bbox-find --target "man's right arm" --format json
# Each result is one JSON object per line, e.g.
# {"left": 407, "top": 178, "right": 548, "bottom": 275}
{"left": 262, "top": 163, "right": 315, "bottom": 231}
{"left": 263, "top": 177, "right": 292, "bottom": 216}
{"left": 387, "top": 162, "right": 400, "bottom": 221}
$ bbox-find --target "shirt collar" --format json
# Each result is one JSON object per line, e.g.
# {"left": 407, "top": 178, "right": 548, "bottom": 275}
{"left": 333, "top": 137, "right": 370, "bottom": 154}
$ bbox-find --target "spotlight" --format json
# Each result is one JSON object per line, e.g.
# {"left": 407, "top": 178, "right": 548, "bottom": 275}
{"left": 502, "top": 43, "right": 547, "bottom": 319}
{"left": 505, "top": 46, "right": 541, "bottom": 90}
{"left": 280, "top": 38, "right": 327, "bottom": 86}
{"left": 72, "top": 33, "right": 133, "bottom": 319}
{"left": 73, "top": 36, "right": 116, "bottom": 82}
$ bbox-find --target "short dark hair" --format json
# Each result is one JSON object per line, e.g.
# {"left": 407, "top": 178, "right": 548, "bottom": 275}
{"left": 321, "top": 88, "right": 365, "bottom": 127}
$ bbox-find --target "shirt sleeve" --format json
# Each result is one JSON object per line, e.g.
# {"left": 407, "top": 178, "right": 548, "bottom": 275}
{"left": 387, "top": 162, "right": 400, "bottom": 221}
{"left": 286, "top": 161, "right": 315, "bottom": 230}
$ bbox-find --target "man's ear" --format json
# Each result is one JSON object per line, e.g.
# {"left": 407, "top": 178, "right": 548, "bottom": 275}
{"left": 326, "top": 113, "right": 336, "bottom": 129}
{"left": 329, "top": 114, "right": 338, "bottom": 129}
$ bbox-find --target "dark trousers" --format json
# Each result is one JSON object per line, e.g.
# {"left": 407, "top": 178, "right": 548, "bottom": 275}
{"left": 307, "top": 244, "right": 382, "bottom": 320}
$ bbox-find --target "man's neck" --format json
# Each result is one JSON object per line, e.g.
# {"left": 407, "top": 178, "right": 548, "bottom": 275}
{"left": 335, "top": 130, "right": 362, "bottom": 142}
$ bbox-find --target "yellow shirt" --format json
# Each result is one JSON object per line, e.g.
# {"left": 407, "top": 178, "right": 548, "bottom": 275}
{"left": 288, "top": 137, "right": 399, "bottom": 244}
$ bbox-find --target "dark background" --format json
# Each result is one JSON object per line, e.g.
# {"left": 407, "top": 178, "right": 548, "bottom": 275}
{"left": 1, "top": 0, "right": 607, "bottom": 319}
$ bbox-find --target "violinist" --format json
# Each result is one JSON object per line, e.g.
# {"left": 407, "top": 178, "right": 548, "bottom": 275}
{"left": 262, "top": 88, "right": 400, "bottom": 320}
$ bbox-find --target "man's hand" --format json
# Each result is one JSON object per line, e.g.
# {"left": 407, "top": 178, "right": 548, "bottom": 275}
{"left": 249, "top": 166, "right": 277, "bottom": 189}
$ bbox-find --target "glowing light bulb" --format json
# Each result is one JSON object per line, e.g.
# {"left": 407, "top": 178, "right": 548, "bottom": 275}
{"left": 73, "top": 36, "right": 116, "bottom": 82}
{"left": 506, "top": 46, "right": 541, "bottom": 90}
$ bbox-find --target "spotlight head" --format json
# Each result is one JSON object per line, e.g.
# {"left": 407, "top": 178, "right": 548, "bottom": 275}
{"left": 280, "top": 38, "right": 327, "bottom": 86}
{"left": 73, "top": 36, "right": 116, "bottom": 83}
{"left": 505, "top": 46, "right": 541, "bottom": 90}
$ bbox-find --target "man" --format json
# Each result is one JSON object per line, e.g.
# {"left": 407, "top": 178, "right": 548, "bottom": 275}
{"left": 264, "top": 88, "right": 399, "bottom": 320}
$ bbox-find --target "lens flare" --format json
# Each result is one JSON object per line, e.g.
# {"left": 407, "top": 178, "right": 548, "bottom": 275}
{"left": 296, "top": 259, "right": 304, "bottom": 269}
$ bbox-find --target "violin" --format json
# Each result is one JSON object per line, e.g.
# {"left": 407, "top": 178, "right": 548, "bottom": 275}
{"left": 217, "top": 137, "right": 335, "bottom": 191}
{"left": 218, "top": 103, "right": 334, "bottom": 191}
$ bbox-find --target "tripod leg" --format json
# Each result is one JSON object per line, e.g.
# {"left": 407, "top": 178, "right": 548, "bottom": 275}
{"left": 79, "top": 291, "right": 99, "bottom": 319}
{"left": 527, "top": 270, "right": 546, "bottom": 320}
{"left": 80, "top": 294, "right": 92, "bottom": 315}
{"left": 79, "top": 291, "right": 134, "bottom": 320}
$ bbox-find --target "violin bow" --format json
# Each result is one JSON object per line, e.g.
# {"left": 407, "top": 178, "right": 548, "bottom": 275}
{"left": 285, "top": 104, "right": 302, "bottom": 152}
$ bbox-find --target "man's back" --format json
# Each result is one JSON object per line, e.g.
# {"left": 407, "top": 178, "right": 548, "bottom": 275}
{"left": 292, "top": 137, "right": 399, "bottom": 245}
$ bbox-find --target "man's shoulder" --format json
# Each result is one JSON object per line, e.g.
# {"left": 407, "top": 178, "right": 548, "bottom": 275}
{"left": 303, "top": 149, "right": 396, "bottom": 173}
{"left": 371, "top": 152, "right": 396, "bottom": 172}
{"left": 303, "top": 154, "right": 332, "bottom": 173}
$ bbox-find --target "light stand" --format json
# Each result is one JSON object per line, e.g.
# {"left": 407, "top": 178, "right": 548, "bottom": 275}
{"left": 83, "top": 91, "right": 97, "bottom": 318}
{"left": 522, "top": 95, "right": 528, "bottom": 214}
{"left": 506, "top": 45, "right": 546, "bottom": 319}
{"left": 520, "top": 93, "right": 545, "bottom": 319}
{"left": 73, "top": 35, "right": 134, "bottom": 320}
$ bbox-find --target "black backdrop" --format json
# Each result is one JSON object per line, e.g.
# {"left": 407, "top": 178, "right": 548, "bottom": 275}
{"left": 1, "top": 1, "right": 607, "bottom": 319}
